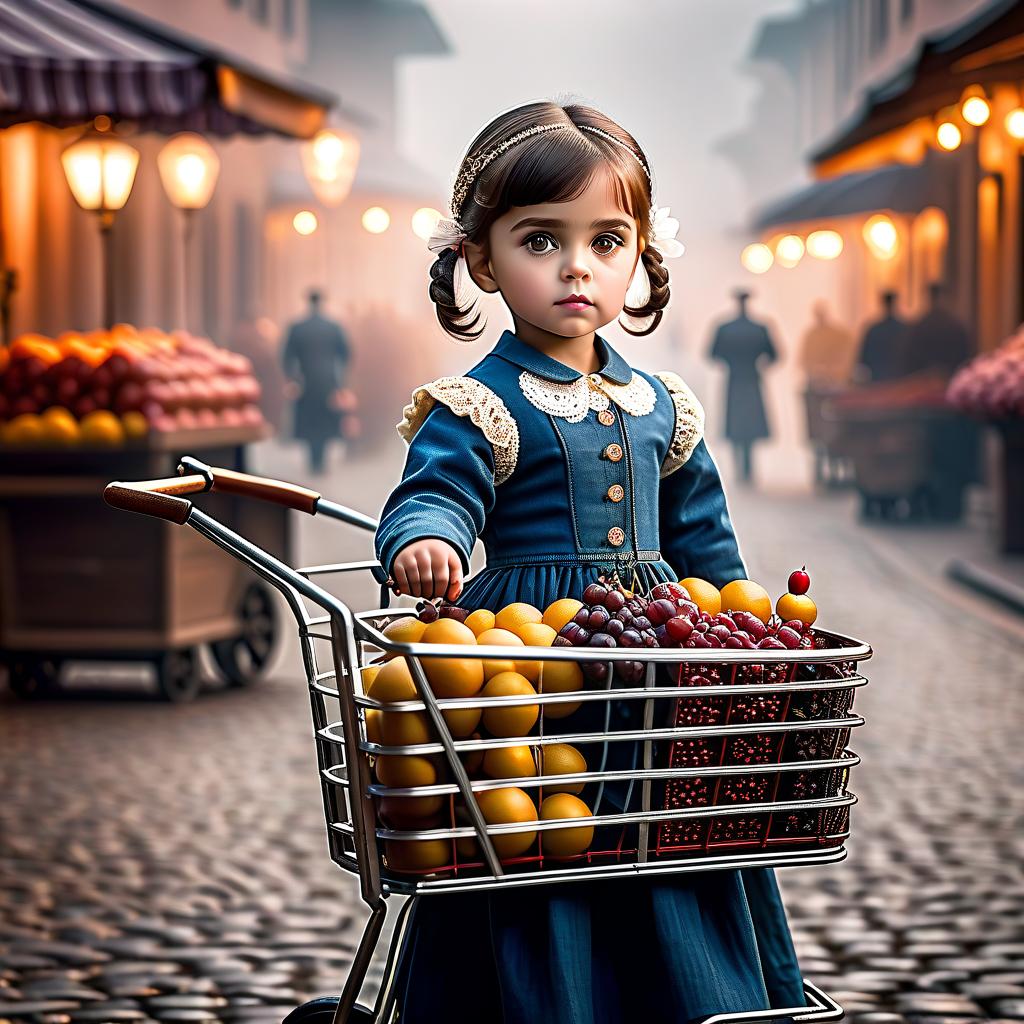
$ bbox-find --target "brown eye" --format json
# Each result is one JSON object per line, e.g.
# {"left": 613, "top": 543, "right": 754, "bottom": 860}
{"left": 525, "top": 233, "right": 557, "bottom": 254}
{"left": 593, "top": 234, "right": 623, "bottom": 255}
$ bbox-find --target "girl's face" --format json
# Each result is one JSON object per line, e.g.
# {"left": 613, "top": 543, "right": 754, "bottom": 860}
{"left": 466, "top": 167, "right": 642, "bottom": 340}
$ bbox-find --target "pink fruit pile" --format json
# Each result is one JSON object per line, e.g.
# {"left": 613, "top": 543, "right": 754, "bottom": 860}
{"left": 947, "top": 327, "right": 1024, "bottom": 419}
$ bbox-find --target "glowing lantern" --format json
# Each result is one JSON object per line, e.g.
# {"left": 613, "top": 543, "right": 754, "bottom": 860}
{"left": 863, "top": 215, "right": 899, "bottom": 260}
{"left": 293, "top": 210, "right": 319, "bottom": 235}
{"left": 740, "top": 243, "right": 773, "bottom": 274}
{"left": 1005, "top": 108, "right": 1024, "bottom": 140}
{"left": 157, "top": 133, "right": 220, "bottom": 210}
{"left": 362, "top": 206, "right": 390, "bottom": 234}
{"left": 806, "top": 230, "right": 843, "bottom": 260}
{"left": 301, "top": 128, "right": 360, "bottom": 207}
{"left": 936, "top": 121, "right": 962, "bottom": 151}
{"left": 775, "top": 234, "right": 805, "bottom": 269}
{"left": 961, "top": 96, "right": 990, "bottom": 127}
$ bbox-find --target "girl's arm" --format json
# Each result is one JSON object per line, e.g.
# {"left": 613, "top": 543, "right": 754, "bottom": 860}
{"left": 658, "top": 439, "right": 746, "bottom": 588}
{"left": 373, "top": 402, "right": 496, "bottom": 592}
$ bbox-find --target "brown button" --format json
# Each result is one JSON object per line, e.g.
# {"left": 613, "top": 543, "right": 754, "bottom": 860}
{"left": 603, "top": 443, "right": 623, "bottom": 462}
{"left": 607, "top": 527, "right": 625, "bottom": 547}
{"left": 607, "top": 484, "right": 624, "bottom": 503}
{"left": 597, "top": 409, "right": 615, "bottom": 426}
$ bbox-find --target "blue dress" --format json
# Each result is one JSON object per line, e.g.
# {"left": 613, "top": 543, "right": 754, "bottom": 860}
{"left": 373, "top": 330, "right": 805, "bottom": 1024}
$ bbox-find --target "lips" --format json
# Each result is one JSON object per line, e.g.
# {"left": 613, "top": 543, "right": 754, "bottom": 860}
{"left": 556, "top": 294, "right": 593, "bottom": 306}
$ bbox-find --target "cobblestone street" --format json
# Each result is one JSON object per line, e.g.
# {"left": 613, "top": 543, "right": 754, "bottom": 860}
{"left": 2, "top": 440, "right": 1023, "bottom": 1024}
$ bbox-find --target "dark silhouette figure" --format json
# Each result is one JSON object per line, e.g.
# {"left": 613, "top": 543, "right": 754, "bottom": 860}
{"left": 902, "top": 282, "right": 972, "bottom": 378}
{"left": 858, "top": 291, "right": 909, "bottom": 383}
{"left": 709, "top": 290, "right": 778, "bottom": 483}
{"left": 283, "top": 289, "right": 352, "bottom": 474}
{"left": 799, "top": 299, "right": 856, "bottom": 387}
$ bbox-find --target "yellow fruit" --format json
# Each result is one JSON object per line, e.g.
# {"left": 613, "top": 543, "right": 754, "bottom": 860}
{"left": 680, "top": 578, "right": 721, "bottom": 616}
{"left": 121, "top": 410, "right": 148, "bottom": 439}
{"left": 777, "top": 592, "right": 817, "bottom": 627}
{"left": 494, "top": 602, "right": 543, "bottom": 639}
{"left": 540, "top": 794, "right": 594, "bottom": 857}
{"left": 515, "top": 622, "right": 557, "bottom": 683}
{"left": 366, "top": 657, "right": 418, "bottom": 703}
{"left": 2, "top": 413, "right": 45, "bottom": 446}
{"left": 537, "top": 659, "right": 583, "bottom": 719}
{"left": 361, "top": 664, "right": 382, "bottom": 692}
{"left": 379, "top": 710, "right": 433, "bottom": 747}
{"left": 720, "top": 579, "right": 772, "bottom": 624}
{"left": 475, "top": 627, "right": 525, "bottom": 679}
{"left": 542, "top": 598, "right": 583, "bottom": 633}
{"left": 483, "top": 744, "right": 538, "bottom": 780}
{"left": 385, "top": 838, "right": 452, "bottom": 873}
{"left": 364, "top": 708, "right": 383, "bottom": 745}
{"left": 79, "top": 409, "right": 125, "bottom": 446}
{"left": 442, "top": 701, "right": 482, "bottom": 739}
{"left": 383, "top": 615, "right": 427, "bottom": 648}
{"left": 540, "top": 744, "right": 587, "bottom": 795}
{"left": 420, "top": 618, "right": 484, "bottom": 698}
{"left": 476, "top": 787, "right": 537, "bottom": 859}
{"left": 378, "top": 794, "right": 445, "bottom": 828}
{"left": 375, "top": 754, "right": 438, "bottom": 788}
{"left": 464, "top": 608, "right": 496, "bottom": 636}
{"left": 481, "top": 672, "right": 539, "bottom": 737}
{"left": 41, "top": 406, "right": 80, "bottom": 445}
{"left": 461, "top": 734, "right": 484, "bottom": 776}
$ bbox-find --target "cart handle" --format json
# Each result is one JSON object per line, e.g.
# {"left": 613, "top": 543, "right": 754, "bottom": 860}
{"left": 177, "top": 455, "right": 320, "bottom": 513}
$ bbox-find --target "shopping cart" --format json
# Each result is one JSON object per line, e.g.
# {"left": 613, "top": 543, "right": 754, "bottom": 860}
{"left": 104, "top": 457, "right": 871, "bottom": 1024}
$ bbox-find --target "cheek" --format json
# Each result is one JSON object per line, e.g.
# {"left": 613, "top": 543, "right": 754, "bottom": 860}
{"left": 496, "top": 255, "right": 551, "bottom": 304}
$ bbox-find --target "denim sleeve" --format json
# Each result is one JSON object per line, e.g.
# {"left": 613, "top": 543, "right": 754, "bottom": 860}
{"left": 371, "top": 403, "right": 496, "bottom": 586}
{"left": 658, "top": 439, "right": 746, "bottom": 588}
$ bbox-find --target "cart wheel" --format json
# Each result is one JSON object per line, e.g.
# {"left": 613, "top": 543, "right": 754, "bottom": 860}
{"left": 156, "top": 647, "right": 200, "bottom": 702}
{"left": 7, "top": 656, "right": 61, "bottom": 699}
{"left": 281, "top": 997, "right": 376, "bottom": 1024}
{"left": 211, "top": 582, "right": 277, "bottom": 687}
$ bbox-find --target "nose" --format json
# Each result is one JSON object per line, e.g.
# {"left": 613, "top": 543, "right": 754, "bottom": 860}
{"left": 562, "top": 245, "right": 592, "bottom": 283}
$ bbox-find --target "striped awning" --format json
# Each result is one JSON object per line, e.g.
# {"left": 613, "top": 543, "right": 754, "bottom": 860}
{"left": 0, "top": 0, "right": 335, "bottom": 137}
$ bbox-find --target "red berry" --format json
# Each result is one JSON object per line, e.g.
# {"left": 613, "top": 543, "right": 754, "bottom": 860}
{"left": 788, "top": 568, "right": 810, "bottom": 595}
{"left": 666, "top": 616, "right": 694, "bottom": 642}
{"left": 776, "top": 626, "right": 802, "bottom": 649}
{"left": 757, "top": 636, "right": 786, "bottom": 650}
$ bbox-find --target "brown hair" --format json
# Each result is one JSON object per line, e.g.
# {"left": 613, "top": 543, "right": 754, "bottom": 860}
{"left": 429, "top": 101, "right": 669, "bottom": 340}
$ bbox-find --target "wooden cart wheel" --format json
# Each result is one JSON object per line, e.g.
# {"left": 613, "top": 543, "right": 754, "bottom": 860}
{"left": 7, "top": 656, "right": 61, "bottom": 699}
{"left": 156, "top": 647, "right": 200, "bottom": 702}
{"left": 210, "top": 582, "right": 277, "bottom": 687}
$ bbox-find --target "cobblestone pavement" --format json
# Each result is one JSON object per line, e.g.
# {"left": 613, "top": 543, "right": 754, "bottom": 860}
{"left": 2, "top": 441, "right": 1023, "bottom": 1024}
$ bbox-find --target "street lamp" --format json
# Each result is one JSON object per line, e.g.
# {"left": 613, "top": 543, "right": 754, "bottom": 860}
{"left": 158, "top": 133, "right": 221, "bottom": 330}
{"left": 740, "top": 243, "right": 773, "bottom": 274}
{"left": 61, "top": 119, "right": 140, "bottom": 328}
{"left": 301, "top": 128, "right": 360, "bottom": 207}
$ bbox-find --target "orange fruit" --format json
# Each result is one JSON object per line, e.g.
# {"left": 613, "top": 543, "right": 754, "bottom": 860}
{"left": 481, "top": 672, "right": 539, "bottom": 737}
{"left": 2, "top": 414, "right": 45, "bottom": 446}
{"left": 515, "top": 622, "right": 557, "bottom": 683}
{"left": 540, "top": 744, "right": 587, "bottom": 795}
{"left": 483, "top": 744, "right": 538, "bottom": 780}
{"left": 79, "top": 410, "right": 125, "bottom": 446}
{"left": 475, "top": 787, "right": 537, "bottom": 859}
{"left": 461, "top": 734, "right": 484, "bottom": 776}
{"left": 420, "top": 618, "right": 484, "bottom": 698}
{"left": 542, "top": 598, "right": 584, "bottom": 633}
{"left": 121, "top": 410, "right": 148, "bottom": 439}
{"left": 366, "top": 657, "right": 418, "bottom": 703}
{"left": 385, "top": 838, "right": 451, "bottom": 873}
{"left": 680, "top": 578, "right": 721, "bottom": 616}
{"left": 379, "top": 710, "right": 433, "bottom": 747}
{"left": 720, "top": 579, "right": 772, "bottom": 624}
{"left": 494, "top": 602, "right": 543, "bottom": 639}
{"left": 442, "top": 701, "right": 482, "bottom": 739}
{"left": 364, "top": 708, "right": 383, "bottom": 745}
{"left": 375, "top": 754, "right": 438, "bottom": 788}
{"left": 360, "top": 664, "right": 382, "bottom": 693}
{"left": 540, "top": 794, "right": 594, "bottom": 857}
{"left": 537, "top": 660, "right": 583, "bottom": 719}
{"left": 777, "top": 592, "right": 817, "bottom": 627}
{"left": 475, "top": 627, "right": 524, "bottom": 679}
{"left": 464, "top": 608, "right": 496, "bottom": 636}
{"left": 41, "top": 407, "right": 80, "bottom": 446}
{"left": 383, "top": 615, "right": 427, "bottom": 649}
{"left": 378, "top": 794, "right": 445, "bottom": 828}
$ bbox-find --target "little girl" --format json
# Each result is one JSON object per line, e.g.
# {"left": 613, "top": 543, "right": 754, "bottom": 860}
{"left": 372, "top": 100, "right": 805, "bottom": 1024}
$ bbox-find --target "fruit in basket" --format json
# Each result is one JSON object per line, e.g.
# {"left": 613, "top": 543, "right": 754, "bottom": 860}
{"left": 385, "top": 839, "right": 452, "bottom": 873}
{"left": 378, "top": 793, "right": 445, "bottom": 828}
{"left": 379, "top": 711, "right": 433, "bottom": 747}
{"left": 464, "top": 608, "right": 496, "bottom": 636}
{"left": 419, "top": 618, "right": 485, "bottom": 698}
{"left": 2, "top": 413, "right": 45, "bottom": 445}
{"left": 495, "top": 602, "right": 543, "bottom": 638}
{"left": 515, "top": 622, "right": 557, "bottom": 683}
{"left": 361, "top": 664, "right": 382, "bottom": 690}
{"left": 679, "top": 578, "right": 720, "bottom": 615}
{"left": 442, "top": 700, "right": 483, "bottom": 739}
{"left": 481, "top": 672, "right": 539, "bottom": 737}
{"left": 537, "top": 658, "right": 583, "bottom": 719}
{"left": 121, "top": 410, "right": 148, "bottom": 439}
{"left": 79, "top": 409, "right": 125, "bottom": 446}
{"left": 719, "top": 580, "right": 772, "bottom": 623}
{"left": 40, "top": 406, "right": 80, "bottom": 445}
{"left": 776, "top": 592, "right": 817, "bottom": 627}
{"left": 540, "top": 744, "right": 587, "bottom": 795}
{"left": 787, "top": 567, "right": 810, "bottom": 596}
{"left": 540, "top": 794, "right": 594, "bottom": 857}
{"left": 475, "top": 627, "right": 525, "bottom": 679}
{"left": 461, "top": 735, "right": 485, "bottom": 776}
{"left": 475, "top": 787, "right": 537, "bottom": 859}
{"left": 375, "top": 754, "right": 439, "bottom": 788}
{"left": 366, "top": 657, "right": 419, "bottom": 703}
{"left": 383, "top": 615, "right": 427, "bottom": 651}
{"left": 364, "top": 709, "right": 383, "bottom": 745}
{"left": 483, "top": 744, "right": 538, "bottom": 780}
{"left": 542, "top": 598, "right": 584, "bottom": 633}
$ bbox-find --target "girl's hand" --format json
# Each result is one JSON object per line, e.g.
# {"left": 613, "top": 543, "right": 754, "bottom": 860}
{"left": 391, "top": 539, "right": 464, "bottom": 601}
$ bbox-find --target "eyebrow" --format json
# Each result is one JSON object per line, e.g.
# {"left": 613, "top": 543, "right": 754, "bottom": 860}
{"left": 510, "top": 217, "right": 633, "bottom": 233}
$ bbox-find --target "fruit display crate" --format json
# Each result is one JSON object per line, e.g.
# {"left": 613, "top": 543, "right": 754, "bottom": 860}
{"left": 0, "top": 428, "right": 286, "bottom": 700}
{"left": 332, "top": 609, "right": 870, "bottom": 895}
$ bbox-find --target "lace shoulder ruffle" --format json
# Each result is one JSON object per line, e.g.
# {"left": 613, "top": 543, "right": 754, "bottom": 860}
{"left": 653, "top": 371, "right": 705, "bottom": 477}
{"left": 397, "top": 376, "right": 520, "bottom": 485}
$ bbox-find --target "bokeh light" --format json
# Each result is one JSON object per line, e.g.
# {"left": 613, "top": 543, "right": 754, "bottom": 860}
{"left": 863, "top": 214, "right": 899, "bottom": 260}
{"left": 961, "top": 96, "right": 990, "bottom": 127}
{"left": 806, "top": 229, "right": 844, "bottom": 260}
{"left": 775, "top": 234, "right": 805, "bottom": 268}
{"left": 740, "top": 243, "right": 774, "bottom": 274}
{"left": 411, "top": 207, "right": 442, "bottom": 241}
{"left": 936, "top": 121, "right": 962, "bottom": 151}
{"left": 362, "top": 206, "right": 390, "bottom": 234}
{"left": 1005, "top": 108, "right": 1024, "bottom": 140}
{"left": 292, "top": 210, "right": 318, "bottom": 235}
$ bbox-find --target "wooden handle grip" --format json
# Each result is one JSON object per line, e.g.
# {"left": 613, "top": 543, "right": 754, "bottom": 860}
{"left": 103, "top": 473, "right": 210, "bottom": 524}
{"left": 206, "top": 466, "right": 321, "bottom": 513}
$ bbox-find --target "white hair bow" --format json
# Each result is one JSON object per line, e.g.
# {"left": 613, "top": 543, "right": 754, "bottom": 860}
{"left": 426, "top": 216, "right": 468, "bottom": 255}
{"left": 649, "top": 206, "right": 685, "bottom": 259}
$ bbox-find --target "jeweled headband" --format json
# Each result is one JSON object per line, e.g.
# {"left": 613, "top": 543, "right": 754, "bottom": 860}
{"left": 450, "top": 122, "right": 653, "bottom": 220}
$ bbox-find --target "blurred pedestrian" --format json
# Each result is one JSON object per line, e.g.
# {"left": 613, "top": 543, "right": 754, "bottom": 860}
{"left": 903, "top": 282, "right": 972, "bottom": 379}
{"left": 283, "top": 289, "right": 352, "bottom": 474}
{"left": 857, "top": 290, "right": 909, "bottom": 383}
{"left": 799, "top": 300, "right": 855, "bottom": 387}
{"left": 709, "top": 289, "right": 778, "bottom": 483}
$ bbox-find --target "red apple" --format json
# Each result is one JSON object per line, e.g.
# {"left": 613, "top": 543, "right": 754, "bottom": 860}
{"left": 787, "top": 567, "right": 810, "bottom": 595}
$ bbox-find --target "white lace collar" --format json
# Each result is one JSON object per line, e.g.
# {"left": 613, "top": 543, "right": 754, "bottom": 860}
{"left": 518, "top": 369, "right": 657, "bottom": 422}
